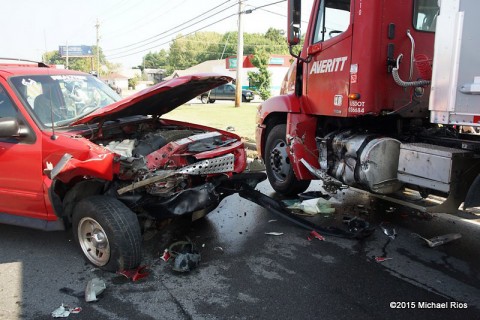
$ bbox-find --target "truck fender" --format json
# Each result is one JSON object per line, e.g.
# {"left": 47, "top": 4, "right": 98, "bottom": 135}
{"left": 256, "top": 94, "right": 301, "bottom": 158}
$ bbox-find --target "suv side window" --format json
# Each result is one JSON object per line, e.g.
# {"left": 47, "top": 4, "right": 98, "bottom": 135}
{"left": 0, "top": 84, "right": 18, "bottom": 118}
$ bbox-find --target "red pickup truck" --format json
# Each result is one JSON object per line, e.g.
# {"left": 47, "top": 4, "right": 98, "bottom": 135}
{"left": 0, "top": 62, "right": 248, "bottom": 271}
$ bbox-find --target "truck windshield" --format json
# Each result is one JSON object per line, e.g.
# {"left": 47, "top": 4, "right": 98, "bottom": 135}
{"left": 413, "top": 0, "right": 440, "bottom": 32}
{"left": 10, "top": 74, "right": 121, "bottom": 127}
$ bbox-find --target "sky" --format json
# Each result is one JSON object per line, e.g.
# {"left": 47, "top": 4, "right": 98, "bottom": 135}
{"left": 1, "top": 0, "right": 314, "bottom": 69}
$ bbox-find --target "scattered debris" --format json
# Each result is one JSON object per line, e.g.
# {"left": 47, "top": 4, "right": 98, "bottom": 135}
{"left": 413, "top": 233, "right": 462, "bottom": 247}
{"left": 298, "top": 191, "right": 331, "bottom": 200}
{"left": 169, "top": 239, "right": 201, "bottom": 273}
{"left": 380, "top": 222, "right": 397, "bottom": 239}
{"left": 265, "top": 232, "right": 284, "bottom": 236}
{"left": 117, "top": 265, "right": 149, "bottom": 282}
{"left": 385, "top": 207, "right": 397, "bottom": 213}
{"left": 307, "top": 230, "right": 325, "bottom": 241}
{"left": 51, "top": 304, "right": 81, "bottom": 318}
{"left": 375, "top": 256, "right": 393, "bottom": 263}
{"left": 343, "top": 216, "right": 372, "bottom": 233}
{"left": 214, "top": 246, "right": 224, "bottom": 251}
{"left": 161, "top": 249, "right": 171, "bottom": 262}
{"left": 268, "top": 219, "right": 277, "bottom": 223}
{"left": 286, "top": 198, "right": 335, "bottom": 215}
{"left": 85, "top": 278, "right": 106, "bottom": 302}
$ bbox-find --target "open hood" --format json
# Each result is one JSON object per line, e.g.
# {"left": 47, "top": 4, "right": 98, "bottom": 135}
{"left": 72, "top": 73, "right": 233, "bottom": 125}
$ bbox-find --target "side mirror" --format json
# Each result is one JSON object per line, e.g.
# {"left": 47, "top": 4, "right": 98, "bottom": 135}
{"left": 0, "top": 117, "right": 19, "bottom": 138}
{"left": 288, "top": 0, "right": 301, "bottom": 46}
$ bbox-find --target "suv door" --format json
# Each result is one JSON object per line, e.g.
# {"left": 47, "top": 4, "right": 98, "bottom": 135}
{"left": 0, "top": 81, "right": 47, "bottom": 221}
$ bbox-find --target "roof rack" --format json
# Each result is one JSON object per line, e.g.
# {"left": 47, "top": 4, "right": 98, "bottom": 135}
{"left": 0, "top": 57, "right": 50, "bottom": 68}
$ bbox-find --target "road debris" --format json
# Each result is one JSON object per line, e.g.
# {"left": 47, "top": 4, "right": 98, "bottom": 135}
{"left": 343, "top": 216, "right": 371, "bottom": 233}
{"left": 85, "top": 278, "right": 106, "bottom": 302}
{"left": 169, "top": 238, "right": 201, "bottom": 273}
{"left": 380, "top": 222, "right": 397, "bottom": 239}
{"left": 298, "top": 191, "right": 331, "bottom": 200}
{"left": 117, "top": 265, "right": 149, "bottom": 282}
{"left": 265, "top": 232, "right": 284, "bottom": 236}
{"left": 375, "top": 256, "right": 393, "bottom": 263}
{"left": 268, "top": 219, "right": 277, "bottom": 223}
{"left": 51, "top": 304, "right": 81, "bottom": 318}
{"left": 413, "top": 233, "right": 462, "bottom": 247}
{"left": 286, "top": 198, "right": 335, "bottom": 215}
{"left": 307, "top": 230, "right": 325, "bottom": 241}
{"left": 214, "top": 246, "right": 224, "bottom": 251}
{"left": 161, "top": 249, "right": 171, "bottom": 262}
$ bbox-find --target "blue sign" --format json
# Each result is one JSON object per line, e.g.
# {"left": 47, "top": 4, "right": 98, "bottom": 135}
{"left": 269, "top": 57, "right": 285, "bottom": 65}
{"left": 59, "top": 45, "right": 94, "bottom": 57}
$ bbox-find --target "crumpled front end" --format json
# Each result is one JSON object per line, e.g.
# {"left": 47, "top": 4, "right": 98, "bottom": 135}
{"left": 92, "top": 119, "right": 246, "bottom": 219}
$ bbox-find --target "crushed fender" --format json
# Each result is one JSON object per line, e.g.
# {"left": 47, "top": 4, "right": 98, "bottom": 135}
{"left": 413, "top": 233, "right": 462, "bottom": 247}
{"left": 85, "top": 278, "right": 106, "bottom": 302}
{"left": 117, "top": 265, "right": 149, "bottom": 281}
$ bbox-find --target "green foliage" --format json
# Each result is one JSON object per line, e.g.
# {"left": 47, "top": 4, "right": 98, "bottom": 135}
{"left": 128, "top": 74, "right": 141, "bottom": 90}
{"left": 141, "top": 29, "right": 289, "bottom": 74}
{"left": 247, "top": 48, "right": 272, "bottom": 101}
{"left": 44, "top": 46, "right": 119, "bottom": 76}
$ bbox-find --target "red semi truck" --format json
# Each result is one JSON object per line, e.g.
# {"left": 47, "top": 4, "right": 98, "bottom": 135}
{"left": 256, "top": 0, "right": 480, "bottom": 213}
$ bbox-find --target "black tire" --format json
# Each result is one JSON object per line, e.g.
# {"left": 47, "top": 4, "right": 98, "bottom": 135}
{"left": 209, "top": 99, "right": 215, "bottom": 103}
{"left": 242, "top": 95, "right": 250, "bottom": 103}
{"left": 72, "top": 196, "right": 142, "bottom": 272}
{"left": 201, "top": 95, "right": 209, "bottom": 104}
{"left": 264, "top": 124, "right": 310, "bottom": 195}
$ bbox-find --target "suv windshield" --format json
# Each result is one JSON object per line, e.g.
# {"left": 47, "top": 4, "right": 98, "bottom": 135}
{"left": 10, "top": 74, "right": 121, "bottom": 127}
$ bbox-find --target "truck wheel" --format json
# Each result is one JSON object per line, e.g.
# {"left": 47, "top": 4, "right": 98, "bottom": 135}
{"left": 201, "top": 95, "right": 209, "bottom": 104}
{"left": 265, "top": 124, "right": 310, "bottom": 195}
{"left": 72, "top": 196, "right": 142, "bottom": 272}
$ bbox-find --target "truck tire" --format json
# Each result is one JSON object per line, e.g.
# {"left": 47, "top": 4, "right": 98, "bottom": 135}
{"left": 265, "top": 124, "right": 310, "bottom": 195}
{"left": 72, "top": 196, "right": 142, "bottom": 272}
{"left": 201, "top": 95, "right": 209, "bottom": 104}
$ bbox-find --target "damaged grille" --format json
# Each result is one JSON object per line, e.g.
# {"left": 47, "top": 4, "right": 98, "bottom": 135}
{"left": 178, "top": 154, "right": 235, "bottom": 175}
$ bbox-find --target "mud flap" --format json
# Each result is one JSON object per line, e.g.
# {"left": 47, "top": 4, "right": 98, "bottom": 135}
{"left": 218, "top": 173, "right": 373, "bottom": 239}
{"left": 464, "top": 174, "right": 480, "bottom": 208}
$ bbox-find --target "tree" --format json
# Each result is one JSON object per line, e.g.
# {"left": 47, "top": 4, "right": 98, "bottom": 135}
{"left": 247, "top": 48, "right": 272, "bottom": 101}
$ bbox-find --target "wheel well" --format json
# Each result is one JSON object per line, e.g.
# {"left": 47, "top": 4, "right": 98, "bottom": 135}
{"left": 59, "top": 179, "right": 106, "bottom": 225}
{"left": 262, "top": 113, "right": 287, "bottom": 155}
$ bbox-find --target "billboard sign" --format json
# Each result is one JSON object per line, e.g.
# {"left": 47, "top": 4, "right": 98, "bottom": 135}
{"left": 59, "top": 45, "right": 94, "bottom": 57}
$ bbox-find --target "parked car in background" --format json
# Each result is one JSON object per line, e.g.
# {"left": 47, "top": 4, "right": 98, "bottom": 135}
{"left": 0, "top": 61, "right": 248, "bottom": 272}
{"left": 199, "top": 83, "right": 255, "bottom": 104}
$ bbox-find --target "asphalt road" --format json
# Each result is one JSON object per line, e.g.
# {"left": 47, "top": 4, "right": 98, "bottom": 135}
{"left": 1, "top": 180, "right": 479, "bottom": 320}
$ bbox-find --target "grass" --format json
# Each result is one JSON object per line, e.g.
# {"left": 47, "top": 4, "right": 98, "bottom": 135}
{"left": 163, "top": 101, "right": 259, "bottom": 142}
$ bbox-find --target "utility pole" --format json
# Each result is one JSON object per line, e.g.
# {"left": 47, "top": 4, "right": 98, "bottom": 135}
{"left": 95, "top": 18, "right": 100, "bottom": 76}
{"left": 235, "top": 0, "right": 244, "bottom": 108}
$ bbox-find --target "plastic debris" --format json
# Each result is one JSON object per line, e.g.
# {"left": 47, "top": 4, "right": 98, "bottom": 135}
{"left": 380, "top": 222, "right": 397, "bottom": 239}
{"left": 265, "top": 232, "right": 284, "bottom": 236}
{"left": 268, "top": 219, "right": 277, "bottom": 223}
{"left": 298, "top": 191, "right": 331, "bottom": 200}
{"left": 413, "top": 233, "right": 462, "bottom": 247}
{"left": 287, "top": 198, "right": 335, "bottom": 215}
{"left": 307, "top": 230, "right": 325, "bottom": 241}
{"left": 85, "top": 278, "right": 106, "bottom": 302}
{"left": 51, "top": 304, "right": 82, "bottom": 318}
{"left": 343, "top": 216, "right": 371, "bottom": 233}
{"left": 173, "top": 252, "right": 201, "bottom": 272}
{"left": 168, "top": 238, "right": 201, "bottom": 273}
{"left": 117, "top": 265, "right": 149, "bottom": 282}
{"left": 161, "top": 249, "right": 171, "bottom": 262}
{"left": 375, "top": 256, "right": 393, "bottom": 262}
{"left": 214, "top": 246, "right": 224, "bottom": 251}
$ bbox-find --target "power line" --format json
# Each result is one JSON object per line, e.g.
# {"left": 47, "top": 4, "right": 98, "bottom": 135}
{"left": 104, "top": 0, "right": 235, "bottom": 53}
